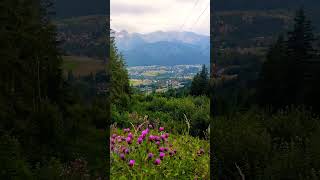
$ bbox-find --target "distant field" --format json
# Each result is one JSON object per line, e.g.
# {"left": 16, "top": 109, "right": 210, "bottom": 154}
{"left": 130, "top": 79, "right": 152, "bottom": 86}
{"left": 62, "top": 56, "right": 105, "bottom": 77}
{"left": 142, "top": 70, "right": 167, "bottom": 77}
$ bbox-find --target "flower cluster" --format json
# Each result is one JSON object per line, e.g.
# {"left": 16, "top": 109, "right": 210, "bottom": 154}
{"left": 110, "top": 125, "right": 177, "bottom": 167}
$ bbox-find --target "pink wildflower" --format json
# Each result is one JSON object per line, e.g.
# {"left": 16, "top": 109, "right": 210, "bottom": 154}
{"left": 159, "top": 147, "right": 165, "bottom": 152}
{"left": 120, "top": 153, "right": 125, "bottom": 160}
{"left": 148, "top": 153, "right": 154, "bottom": 159}
{"left": 129, "top": 160, "right": 135, "bottom": 167}
{"left": 154, "top": 158, "right": 161, "bottom": 165}
{"left": 159, "top": 152, "right": 165, "bottom": 160}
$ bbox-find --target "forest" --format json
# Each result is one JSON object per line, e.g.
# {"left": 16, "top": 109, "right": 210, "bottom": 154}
{"left": 2, "top": 0, "right": 320, "bottom": 179}
{"left": 1, "top": 0, "right": 108, "bottom": 179}
{"left": 211, "top": 8, "right": 320, "bottom": 179}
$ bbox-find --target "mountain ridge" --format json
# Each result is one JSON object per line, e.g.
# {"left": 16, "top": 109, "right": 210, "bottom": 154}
{"left": 114, "top": 30, "right": 210, "bottom": 66}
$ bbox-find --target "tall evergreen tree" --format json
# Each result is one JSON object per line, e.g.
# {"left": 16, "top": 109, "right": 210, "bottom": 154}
{"left": 190, "top": 65, "right": 209, "bottom": 96}
{"left": 286, "top": 8, "right": 316, "bottom": 105}
{"left": 107, "top": 32, "right": 131, "bottom": 110}
{"left": 258, "top": 35, "right": 289, "bottom": 108}
{"left": 258, "top": 8, "right": 320, "bottom": 112}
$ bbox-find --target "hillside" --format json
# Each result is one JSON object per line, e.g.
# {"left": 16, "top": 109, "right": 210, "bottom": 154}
{"left": 62, "top": 56, "right": 105, "bottom": 77}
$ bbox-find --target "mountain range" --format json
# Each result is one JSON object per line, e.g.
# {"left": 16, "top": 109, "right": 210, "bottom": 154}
{"left": 114, "top": 31, "right": 210, "bottom": 66}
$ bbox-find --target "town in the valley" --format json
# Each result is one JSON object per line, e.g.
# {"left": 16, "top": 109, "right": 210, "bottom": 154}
{"left": 127, "top": 64, "right": 204, "bottom": 94}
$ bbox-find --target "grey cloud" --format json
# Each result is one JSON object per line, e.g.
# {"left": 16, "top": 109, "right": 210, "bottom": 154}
{"left": 111, "top": 3, "right": 159, "bottom": 15}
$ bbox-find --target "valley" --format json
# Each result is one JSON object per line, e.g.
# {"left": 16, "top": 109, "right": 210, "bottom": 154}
{"left": 128, "top": 64, "right": 203, "bottom": 94}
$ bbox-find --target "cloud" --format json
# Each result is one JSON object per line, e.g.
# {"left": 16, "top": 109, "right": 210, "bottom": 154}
{"left": 111, "top": 0, "right": 210, "bottom": 35}
{"left": 111, "top": 3, "right": 159, "bottom": 15}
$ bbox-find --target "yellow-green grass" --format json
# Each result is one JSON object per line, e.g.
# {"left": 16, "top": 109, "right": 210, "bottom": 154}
{"left": 130, "top": 79, "right": 152, "bottom": 86}
{"left": 62, "top": 56, "right": 105, "bottom": 77}
{"left": 142, "top": 70, "right": 167, "bottom": 77}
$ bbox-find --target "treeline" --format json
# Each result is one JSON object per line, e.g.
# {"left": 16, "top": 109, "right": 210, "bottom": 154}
{"left": 0, "top": 0, "right": 108, "bottom": 179}
{"left": 258, "top": 8, "right": 320, "bottom": 113}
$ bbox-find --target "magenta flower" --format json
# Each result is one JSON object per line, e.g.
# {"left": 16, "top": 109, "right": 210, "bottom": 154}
{"left": 159, "top": 147, "right": 165, "bottom": 152}
{"left": 140, "top": 134, "right": 145, "bottom": 139}
{"left": 156, "top": 141, "right": 160, "bottom": 146}
{"left": 128, "top": 132, "right": 133, "bottom": 138}
{"left": 112, "top": 134, "right": 117, "bottom": 138}
{"left": 123, "top": 128, "right": 130, "bottom": 133}
{"left": 121, "top": 146, "right": 126, "bottom": 152}
{"left": 161, "top": 134, "right": 166, "bottom": 140}
{"left": 149, "top": 135, "right": 155, "bottom": 141}
{"left": 129, "top": 160, "right": 135, "bottom": 167}
{"left": 164, "top": 147, "right": 168, "bottom": 152}
{"left": 159, "top": 152, "right": 165, "bottom": 160}
{"left": 165, "top": 133, "right": 169, "bottom": 138}
{"left": 126, "top": 137, "right": 132, "bottom": 144}
{"left": 149, "top": 124, "right": 153, "bottom": 129}
{"left": 120, "top": 153, "right": 125, "bottom": 160}
{"left": 155, "top": 136, "right": 161, "bottom": 141}
{"left": 154, "top": 158, "right": 161, "bottom": 165}
{"left": 159, "top": 127, "right": 164, "bottom": 131}
{"left": 174, "top": 149, "right": 177, "bottom": 154}
{"left": 125, "top": 148, "right": 130, "bottom": 154}
{"left": 142, "top": 128, "right": 149, "bottom": 134}
{"left": 148, "top": 153, "right": 154, "bottom": 159}
{"left": 137, "top": 137, "right": 143, "bottom": 144}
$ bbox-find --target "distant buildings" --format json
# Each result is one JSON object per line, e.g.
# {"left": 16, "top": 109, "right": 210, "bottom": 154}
{"left": 127, "top": 64, "right": 202, "bottom": 93}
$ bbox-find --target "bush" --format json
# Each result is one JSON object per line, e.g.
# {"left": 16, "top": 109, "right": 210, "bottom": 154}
{"left": 113, "top": 95, "right": 210, "bottom": 137}
{"left": 211, "top": 108, "right": 320, "bottom": 179}
{"left": 0, "top": 135, "right": 32, "bottom": 179}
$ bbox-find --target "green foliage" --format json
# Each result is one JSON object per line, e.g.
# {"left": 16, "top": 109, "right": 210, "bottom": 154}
{"left": 112, "top": 94, "right": 210, "bottom": 137}
{"left": 0, "top": 135, "right": 33, "bottom": 180}
{"left": 212, "top": 108, "right": 320, "bottom": 179}
{"left": 108, "top": 34, "right": 131, "bottom": 111}
{"left": 190, "top": 65, "right": 209, "bottom": 96}
{"left": 258, "top": 8, "right": 320, "bottom": 113}
{"left": 0, "top": 1, "right": 108, "bottom": 178}
{"left": 34, "top": 158, "right": 63, "bottom": 180}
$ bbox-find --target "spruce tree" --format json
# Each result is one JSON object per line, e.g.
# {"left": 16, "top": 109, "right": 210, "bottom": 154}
{"left": 190, "top": 65, "right": 209, "bottom": 96}
{"left": 286, "top": 8, "right": 316, "bottom": 105}
{"left": 107, "top": 33, "right": 131, "bottom": 110}
{"left": 258, "top": 35, "right": 289, "bottom": 108}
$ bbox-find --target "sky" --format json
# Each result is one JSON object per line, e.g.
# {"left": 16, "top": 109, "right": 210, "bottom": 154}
{"left": 111, "top": 0, "right": 210, "bottom": 35}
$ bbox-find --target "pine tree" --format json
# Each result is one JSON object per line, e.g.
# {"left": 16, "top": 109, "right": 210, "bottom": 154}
{"left": 286, "top": 8, "right": 316, "bottom": 105}
{"left": 258, "top": 35, "right": 289, "bottom": 108}
{"left": 258, "top": 8, "right": 319, "bottom": 111}
{"left": 190, "top": 65, "right": 209, "bottom": 96}
{"left": 107, "top": 32, "right": 131, "bottom": 110}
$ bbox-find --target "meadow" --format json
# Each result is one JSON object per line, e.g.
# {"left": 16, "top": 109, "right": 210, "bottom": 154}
{"left": 111, "top": 93, "right": 210, "bottom": 179}
{"left": 110, "top": 122, "right": 209, "bottom": 179}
